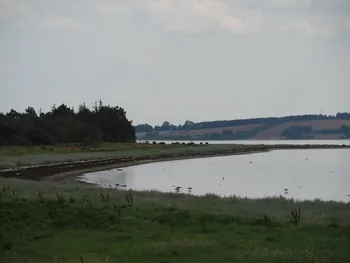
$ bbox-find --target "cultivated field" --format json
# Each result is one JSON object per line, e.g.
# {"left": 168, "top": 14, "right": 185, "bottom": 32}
{"left": 254, "top": 119, "right": 350, "bottom": 139}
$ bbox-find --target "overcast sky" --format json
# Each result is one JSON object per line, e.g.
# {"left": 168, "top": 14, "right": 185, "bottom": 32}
{"left": 1, "top": 0, "right": 349, "bottom": 125}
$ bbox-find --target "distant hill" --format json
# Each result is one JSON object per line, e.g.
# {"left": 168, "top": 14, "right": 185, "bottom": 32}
{"left": 136, "top": 113, "right": 350, "bottom": 140}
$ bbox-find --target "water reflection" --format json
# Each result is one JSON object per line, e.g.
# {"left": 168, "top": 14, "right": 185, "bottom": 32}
{"left": 80, "top": 149, "right": 350, "bottom": 202}
{"left": 80, "top": 168, "right": 134, "bottom": 190}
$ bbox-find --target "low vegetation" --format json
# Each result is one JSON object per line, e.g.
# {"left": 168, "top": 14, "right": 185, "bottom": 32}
{"left": 1, "top": 178, "right": 350, "bottom": 263}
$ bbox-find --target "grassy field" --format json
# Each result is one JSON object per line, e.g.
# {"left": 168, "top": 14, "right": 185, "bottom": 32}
{"left": 0, "top": 143, "right": 242, "bottom": 169}
{"left": 0, "top": 143, "right": 190, "bottom": 156}
{"left": 1, "top": 178, "right": 350, "bottom": 263}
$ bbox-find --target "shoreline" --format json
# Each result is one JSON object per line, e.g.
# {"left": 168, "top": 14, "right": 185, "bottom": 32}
{"left": 0, "top": 147, "right": 268, "bottom": 181}
{"left": 47, "top": 149, "right": 269, "bottom": 182}
{"left": 2, "top": 163, "right": 350, "bottom": 263}
{"left": 0, "top": 144, "right": 349, "bottom": 181}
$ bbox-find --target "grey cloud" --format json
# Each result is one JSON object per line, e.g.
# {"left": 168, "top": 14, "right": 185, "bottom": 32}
{"left": 282, "top": 20, "right": 331, "bottom": 38}
{"left": 1, "top": 0, "right": 83, "bottom": 32}
{"left": 145, "top": 0, "right": 262, "bottom": 35}
{"left": 1, "top": 0, "right": 349, "bottom": 125}
{"left": 2, "top": 0, "right": 350, "bottom": 37}
{"left": 0, "top": 0, "right": 33, "bottom": 21}
{"left": 240, "top": 0, "right": 350, "bottom": 13}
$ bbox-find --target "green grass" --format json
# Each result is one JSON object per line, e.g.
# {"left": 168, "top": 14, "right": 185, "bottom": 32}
{"left": 0, "top": 142, "right": 219, "bottom": 156}
{"left": 1, "top": 178, "right": 350, "bottom": 263}
{"left": 0, "top": 143, "right": 263, "bottom": 169}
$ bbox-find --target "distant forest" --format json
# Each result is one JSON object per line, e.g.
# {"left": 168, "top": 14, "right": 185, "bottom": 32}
{"left": 0, "top": 101, "right": 135, "bottom": 145}
{"left": 136, "top": 113, "right": 350, "bottom": 140}
{"left": 136, "top": 113, "right": 350, "bottom": 133}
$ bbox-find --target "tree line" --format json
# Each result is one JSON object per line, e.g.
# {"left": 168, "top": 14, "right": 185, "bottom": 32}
{"left": 282, "top": 124, "right": 350, "bottom": 139}
{"left": 0, "top": 101, "right": 135, "bottom": 145}
{"left": 136, "top": 113, "right": 350, "bottom": 133}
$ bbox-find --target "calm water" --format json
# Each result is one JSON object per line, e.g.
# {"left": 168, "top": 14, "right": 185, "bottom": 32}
{"left": 137, "top": 139, "right": 350, "bottom": 145}
{"left": 79, "top": 149, "right": 350, "bottom": 202}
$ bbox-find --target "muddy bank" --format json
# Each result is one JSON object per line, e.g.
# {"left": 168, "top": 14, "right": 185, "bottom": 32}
{"left": 0, "top": 144, "right": 348, "bottom": 181}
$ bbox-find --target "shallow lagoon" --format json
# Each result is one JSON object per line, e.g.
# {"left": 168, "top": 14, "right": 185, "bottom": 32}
{"left": 80, "top": 149, "right": 350, "bottom": 202}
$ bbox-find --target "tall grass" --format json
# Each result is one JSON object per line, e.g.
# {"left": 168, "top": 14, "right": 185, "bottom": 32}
{"left": 1, "top": 177, "right": 349, "bottom": 225}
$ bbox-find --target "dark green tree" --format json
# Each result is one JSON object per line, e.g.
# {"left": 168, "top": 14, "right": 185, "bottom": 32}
{"left": 0, "top": 101, "right": 135, "bottom": 145}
